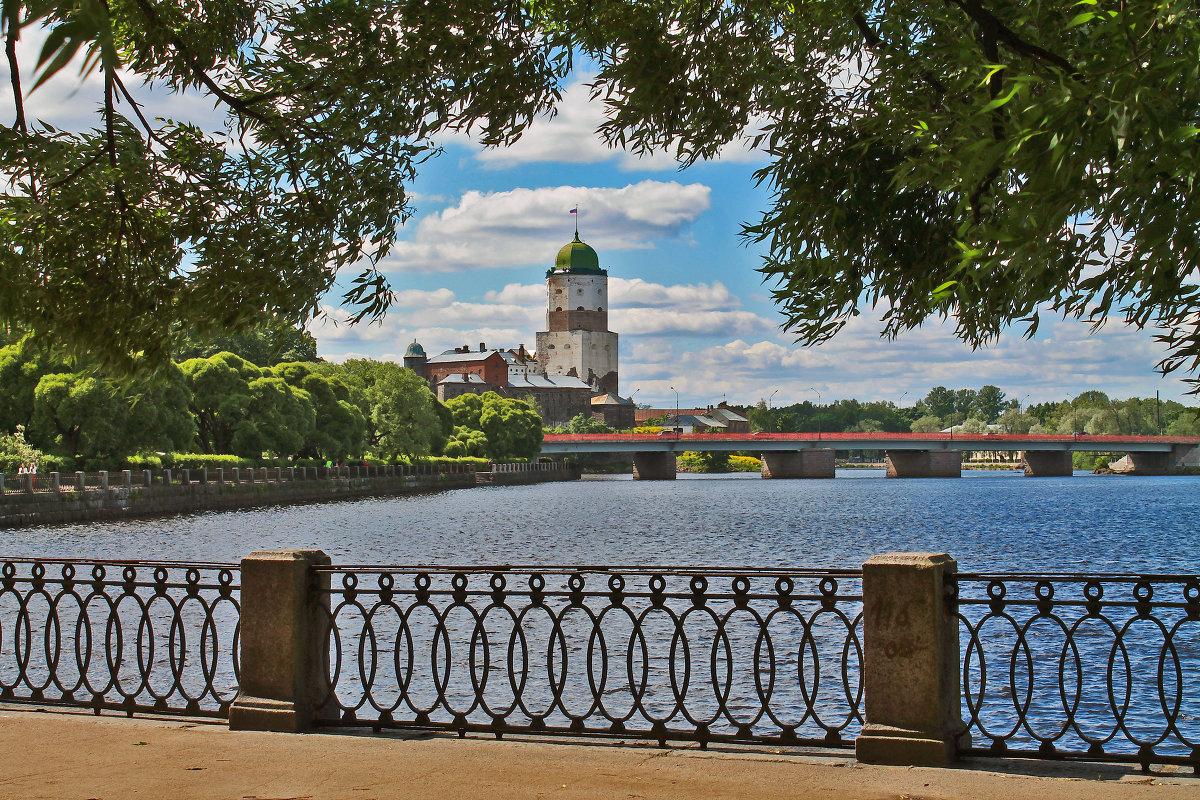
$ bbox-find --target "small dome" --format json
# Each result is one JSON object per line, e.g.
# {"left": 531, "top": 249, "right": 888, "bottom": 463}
{"left": 553, "top": 235, "right": 603, "bottom": 274}
{"left": 404, "top": 340, "right": 426, "bottom": 358}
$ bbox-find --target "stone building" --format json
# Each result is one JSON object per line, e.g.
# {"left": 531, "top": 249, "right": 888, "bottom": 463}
{"left": 535, "top": 236, "right": 619, "bottom": 394}
{"left": 405, "top": 234, "right": 631, "bottom": 426}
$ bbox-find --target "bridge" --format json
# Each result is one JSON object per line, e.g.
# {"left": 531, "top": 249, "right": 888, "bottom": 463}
{"left": 541, "top": 432, "right": 1200, "bottom": 479}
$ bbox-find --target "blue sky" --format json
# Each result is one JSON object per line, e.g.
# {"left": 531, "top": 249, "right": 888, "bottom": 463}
{"left": 8, "top": 56, "right": 1197, "bottom": 409}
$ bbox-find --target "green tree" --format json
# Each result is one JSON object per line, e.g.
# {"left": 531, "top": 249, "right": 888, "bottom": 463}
{"left": 9, "top": 2, "right": 1200, "bottom": 383}
{"left": 996, "top": 408, "right": 1036, "bottom": 434}
{"left": 973, "top": 386, "right": 1007, "bottom": 423}
{"left": 1167, "top": 412, "right": 1199, "bottom": 437}
{"left": 910, "top": 414, "right": 943, "bottom": 434}
{"left": 233, "top": 376, "right": 315, "bottom": 458}
{"left": 0, "top": 335, "right": 66, "bottom": 433}
{"left": 480, "top": 394, "right": 543, "bottom": 461}
{"left": 30, "top": 372, "right": 127, "bottom": 464}
{"left": 444, "top": 426, "right": 489, "bottom": 459}
{"left": 566, "top": 413, "right": 613, "bottom": 434}
{"left": 919, "top": 387, "right": 956, "bottom": 421}
{"left": 272, "top": 362, "right": 367, "bottom": 459}
{"left": 174, "top": 321, "right": 318, "bottom": 367}
{"left": 0, "top": 425, "right": 50, "bottom": 472}
{"left": 445, "top": 393, "right": 485, "bottom": 431}
{"left": 1, "top": 0, "right": 563, "bottom": 375}
{"left": 364, "top": 363, "right": 444, "bottom": 460}
{"left": 958, "top": 417, "right": 988, "bottom": 434}
{"left": 180, "top": 352, "right": 261, "bottom": 454}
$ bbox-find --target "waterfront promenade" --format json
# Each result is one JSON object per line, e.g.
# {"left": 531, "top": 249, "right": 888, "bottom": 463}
{"left": 0, "top": 707, "right": 1195, "bottom": 800}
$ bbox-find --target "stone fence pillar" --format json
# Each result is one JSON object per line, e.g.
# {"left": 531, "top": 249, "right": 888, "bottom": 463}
{"left": 99, "top": 470, "right": 109, "bottom": 490}
{"left": 74, "top": 471, "right": 85, "bottom": 491}
{"left": 122, "top": 470, "right": 132, "bottom": 488}
{"left": 230, "top": 549, "right": 333, "bottom": 733}
{"left": 49, "top": 472, "right": 60, "bottom": 492}
{"left": 856, "top": 552, "right": 965, "bottom": 767}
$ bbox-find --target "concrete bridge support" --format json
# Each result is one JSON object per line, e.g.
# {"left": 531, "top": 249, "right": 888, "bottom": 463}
{"left": 885, "top": 450, "right": 961, "bottom": 478}
{"left": 760, "top": 450, "right": 836, "bottom": 478}
{"left": 1172, "top": 444, "right": 1199, "bottom": 468}
{"left": 1121, "top": 451, "right": 1172, "bottom": 475}
{"left": 632, "top": 451, "right": 677, "bottom": 480}
{"left": 1021, "top": 450, "right": 1073, "bottom": 477}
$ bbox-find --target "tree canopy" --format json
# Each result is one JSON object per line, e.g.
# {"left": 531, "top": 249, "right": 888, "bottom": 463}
{"left": 4, "top": 0, "right": 1200, "bottom": 380}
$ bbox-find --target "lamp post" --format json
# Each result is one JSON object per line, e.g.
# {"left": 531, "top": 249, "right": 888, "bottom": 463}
{"left": 768, "top": 389, "right": 778, "bottom": 409}
{"left": 809, "top": 387, "right": 822, "bottom": 439}
{"left": 670, "top": 386, "right": 680, "bottom": 431}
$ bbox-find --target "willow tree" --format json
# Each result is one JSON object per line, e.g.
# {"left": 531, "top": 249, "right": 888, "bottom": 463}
{"left": 4, "top": 0, "right": 1200, "bottom": 382}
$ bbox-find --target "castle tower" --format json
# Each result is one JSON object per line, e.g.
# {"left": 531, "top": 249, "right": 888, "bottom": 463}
{"left": 535, "top": 235, "right": 618, "bottom": 394}
{"left": 402, "top": 339, "right": 427, "bottom": 375}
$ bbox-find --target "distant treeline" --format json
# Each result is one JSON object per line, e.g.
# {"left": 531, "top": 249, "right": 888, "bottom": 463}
{"left": 746, "top": 386, "right": 1199, "bottom": 437}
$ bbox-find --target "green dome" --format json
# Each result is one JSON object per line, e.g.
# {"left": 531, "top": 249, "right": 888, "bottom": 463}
{"left": 553, "top": 235, "right": 603, "bottom": 274}
{"left": 404, "top": 340, "right": 426, "bottom": 358}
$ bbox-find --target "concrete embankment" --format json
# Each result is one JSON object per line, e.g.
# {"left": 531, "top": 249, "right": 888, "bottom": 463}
{"left": 0, "top": 464, "right": 578, "bottom": 528}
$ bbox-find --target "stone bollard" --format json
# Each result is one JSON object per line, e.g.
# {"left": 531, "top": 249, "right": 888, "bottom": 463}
{"left": 855, "top": 553, "right": 966, "bottom": 767}
{"left": 229, "top": 550, "right": 334, "bottom": 732}
{"left": 99, "top": 470, "right": 109, "bottom": 490}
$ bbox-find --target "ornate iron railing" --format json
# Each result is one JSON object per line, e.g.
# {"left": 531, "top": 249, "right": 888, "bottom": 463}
{"left": 951, "top": 573, "right": 1200, "bottom": 770}
{"left": 0, "top": 558, "right": 240, "bottom": 717}
{"left": 315, "top": 566, "right": 863, "bottom": 747}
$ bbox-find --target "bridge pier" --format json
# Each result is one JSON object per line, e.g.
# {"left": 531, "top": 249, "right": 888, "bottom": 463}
{"left": 1021, "top": 450, "right": 1073, "bottom": 477}
{"left": 885, "top": 451, "right": 961, "bottom": 478}
{"left": 760, "top": 450, "right": 835, "bottom": 478}
{"left": 1119, "top": 451, "right": 1172, "bottom": 475}
{"left": 632, "top": 451, "right": 677, "bottom": 480}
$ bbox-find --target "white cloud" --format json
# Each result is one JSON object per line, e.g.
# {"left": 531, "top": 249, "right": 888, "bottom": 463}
{"left": 610, "top": 278, "right": 740, "bottom": 310}
{"left": 447, "top": 73, "right": 766, "bottom": 171}
{"left": 484, "top": 283, "right": 545, "bottom": 304}
{"left": 613, "top": 306, "right": 1194, "bottom": 408}
{"left": 384, "top": 181, "right": 711, "bottom": 273}
{"left": 614, "top": 308, "right": 774, "bottom": 337}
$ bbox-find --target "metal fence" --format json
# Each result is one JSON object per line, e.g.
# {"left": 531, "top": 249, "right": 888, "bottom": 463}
{"left": 951, "top": 573, "right": 1200, "bottom": 770}
{"left": 0, "top": 558, "right": 240, "bottom": 717}
{"left": 314, "top": 566, "right": 864, "bottom": 748}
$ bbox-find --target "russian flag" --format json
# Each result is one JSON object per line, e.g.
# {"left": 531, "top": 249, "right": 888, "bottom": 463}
{"left": 569, "top": 207, "right": 578, "bottom": 214}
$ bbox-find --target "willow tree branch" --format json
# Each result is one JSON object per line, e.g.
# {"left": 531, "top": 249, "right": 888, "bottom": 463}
{"left": 949, "top": 0, "right": 1077, "bottom": 75}
{"left": 5, "top": 17, "right": 25, "bottom": 131}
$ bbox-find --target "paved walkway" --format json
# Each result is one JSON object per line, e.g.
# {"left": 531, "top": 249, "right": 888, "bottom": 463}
{"left": 0, "top": 707, "right": 1196, "bottom": 800}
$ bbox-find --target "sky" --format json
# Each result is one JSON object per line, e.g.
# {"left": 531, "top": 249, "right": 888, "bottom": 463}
{"left": 6, "top": 50, "right": 1197, "bottom": 410}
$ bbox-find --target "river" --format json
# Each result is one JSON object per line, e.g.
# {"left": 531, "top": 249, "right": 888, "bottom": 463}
{"left": 5, "top": 470, "right": 1198, "bottom": 573}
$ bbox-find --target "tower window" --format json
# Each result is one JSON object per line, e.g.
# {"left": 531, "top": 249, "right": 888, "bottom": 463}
{"left": 555, "top": 288, "right": 562, "bottom": 294}
{"left": 577, "top": 306, "right": 585, "bottom": 311}
{"left": 597, "top": 307, "right": 603, "bottom": 312}
{"left": 555, "top": 307, "right": 562, "bottom": 312}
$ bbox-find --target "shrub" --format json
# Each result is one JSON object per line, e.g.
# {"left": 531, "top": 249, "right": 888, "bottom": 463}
{"left": 728, "top": 455, "right": 762, "bottom": 472}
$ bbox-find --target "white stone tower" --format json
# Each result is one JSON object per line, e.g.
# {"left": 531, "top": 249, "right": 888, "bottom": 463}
{"left": 535, "top": 235, "right": 618, "bottom": 394}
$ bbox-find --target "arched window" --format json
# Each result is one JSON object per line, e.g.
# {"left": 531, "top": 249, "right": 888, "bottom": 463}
{"left": 555, "top": 307, "right": 562, "bottom": 312}
{"left": 597, "top": 307, "right": 603, "bottom": 312}
{"left": 577, "top": 306, "right": 585, "bottom": 311}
